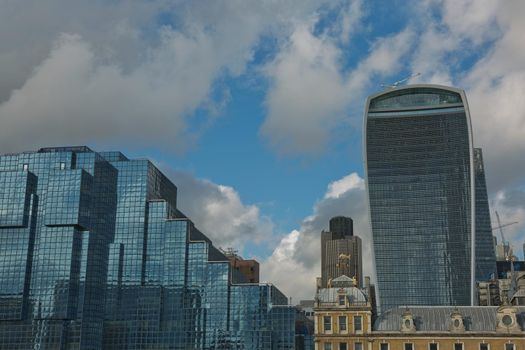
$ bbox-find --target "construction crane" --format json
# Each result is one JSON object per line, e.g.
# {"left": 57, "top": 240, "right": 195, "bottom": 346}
{"left": 493, "top": 211, "right": 518, "bottom": 261}
{"left": 493, "top": 211, "right": 519, "bottom": 303}
{"left": 381, "top": 72, "right": 421, "bottom": 89}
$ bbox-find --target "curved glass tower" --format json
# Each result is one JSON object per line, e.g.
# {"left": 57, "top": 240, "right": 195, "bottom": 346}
{"left": 364, "top": 85, "right": 495, "bottom": 312}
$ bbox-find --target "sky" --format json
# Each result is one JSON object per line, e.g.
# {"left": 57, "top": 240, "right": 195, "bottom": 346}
{"left": 0, "top": 0, "right": 524, "bottom": 302}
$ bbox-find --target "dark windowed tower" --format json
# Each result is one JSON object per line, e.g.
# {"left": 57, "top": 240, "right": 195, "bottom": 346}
{"left": 321, "top": 216, "right": 362, "bottom": 288}
{"left": 364, "top": 85, "right": 496, "bottom": 312}
{"left": 473, "top": 148, "right": 497, "bottom": 281}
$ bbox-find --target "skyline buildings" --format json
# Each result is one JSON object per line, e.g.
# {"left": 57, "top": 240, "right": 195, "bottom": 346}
{"left": 320, "top": 216, "right": 363, "bottom": 288}
{"left": 0, "top": 146, "right": 295, "bottom": 349}
{"left": 364, "top": 85, "right": 497, "bottom": 312}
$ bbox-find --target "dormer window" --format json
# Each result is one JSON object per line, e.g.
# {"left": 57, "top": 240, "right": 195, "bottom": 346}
{"left": 449, "top": 310, "right": 465, "bottom": 332}
{"left": 502, "top": 315, "right": 513, "bottom": 326}
{"left": 496, "top": 305, "right": 521, "bottom": 333}
{"left": 400, "top": 309, "right": 416, "bottom": 332}
{"left": 338, "top": 295, "right": 346, "bottom": 306}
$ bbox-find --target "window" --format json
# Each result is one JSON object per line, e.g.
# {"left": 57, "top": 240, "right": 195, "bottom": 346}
{"left": 454, "top": 344, "right": 463, "bottom": 350}
{"left": 354, "top": 343, "right": 362, "bottom": 350}
{"left": 339, "top": 295, "right": 346, "bottom": 305}
{"left": 339, "top": 343, "right": 347, "bottom": 350}
{"left": 339, "top": 316, "right": 347, "bottom": 332}
{"left": 502, "top": 315, "right": 513, "bottom": 326}
{"left": 23, "top": 163, "right": 28, "bottom": 171}
{"left": 323, "top": 316, "right": 332, "bottom": 332}
{"left": 429, "top": 343, "right": 438, "bottom": 350}
{"left": 380, "top": 344, "right": 389, "bottom": 350}
{"left": 404, "top": 344, "right": 413, "bottom": 350}
{"left": 353, "top": 316, "right": 362, "bottom": 332}
{"left": 479, "top": 344, "right": 489, "bottom": 350}
{"left": 324, "top": 343, "right": 332, "bottom": 350}
{"left": 60, "top": 162, "right": 66, "bottom": 170}
{"left": 505, "top": 344, "right": 515, "bottom": 350}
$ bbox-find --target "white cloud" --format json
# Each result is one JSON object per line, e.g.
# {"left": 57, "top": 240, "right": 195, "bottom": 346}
{"left": 260, "top": 23, "right": 349, "bottom": 155}
{"left": 163, "top": 170, "right": 274, "bottom": 252}
{"left": 338, "top": 0, "right": 364, "bottom": 44}
{"left": 261, "top": 172, "right": 372, "bottom": 301}
{"left": 325, "top": 173, "right": 364, "bottom": 199}
{"left": 0, "top": 31, "right": 218, "bottom": 152}
{"left": 261, "top": 22, "right": 414, "bottom": 155}
{"left": 461, "top": 1, "right": 525, "bottom": 190}
{"left": 0, "top": 0, "right": 347, "bottom": 153}
{"left": 441, "top": 0, "right": 500, "bottom": 44}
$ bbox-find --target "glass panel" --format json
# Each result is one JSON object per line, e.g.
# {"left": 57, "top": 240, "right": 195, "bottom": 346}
{"left": 354, "top": 316, "right": 362, "bottom": 332}
{"left": 369, "top": 87, "right": 462, "bottom": 110}
{"left": 339, "top": 316, "right": 347, "bottom": 331}
{"left": 324, "top": 316, "right": 332, "bottom": 331}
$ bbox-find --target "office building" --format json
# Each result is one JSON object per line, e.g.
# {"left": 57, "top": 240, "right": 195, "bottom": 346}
{"left": 474, "top": 148, "right": 498, "bottom": 280}
{"left": 0, "top": 146, "right": 295, "bottom": 349}
{"left": 321, "top": 217, "right": 362, "bottom": 288}
{"left": 364, "top": 85, "right": 496, "bottom": 312}
{"left": 222, "top": 248, "right": 260, "bottom": 283}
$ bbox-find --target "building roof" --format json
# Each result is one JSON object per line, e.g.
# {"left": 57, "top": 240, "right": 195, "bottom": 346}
{"left": 332, "top": 275, "right": 356, "bottom": 286}
{"left": 316, "top": 287, "right": 368, "bottom": 305}
{"left": 374, "top": 306, "right": 525, "bottom": 332}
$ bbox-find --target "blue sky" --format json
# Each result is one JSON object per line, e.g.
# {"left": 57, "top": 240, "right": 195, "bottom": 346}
{"left": 0, "top": 0, "right": 524, "bottom": 301}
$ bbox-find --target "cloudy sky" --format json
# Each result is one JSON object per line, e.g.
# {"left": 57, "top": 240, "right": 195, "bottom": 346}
{"left": 1, "top": 0, "right": 524, "bottom": 302}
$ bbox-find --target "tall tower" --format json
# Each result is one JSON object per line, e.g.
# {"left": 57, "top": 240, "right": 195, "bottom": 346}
{"left": 364, "top": 85, "right": 495, "bottom": 312}
{"left": 321, "top": 216, "right": 362, "bottom": 288}
{"left": 473, "top": 148, "right": 497, "bottom": 280}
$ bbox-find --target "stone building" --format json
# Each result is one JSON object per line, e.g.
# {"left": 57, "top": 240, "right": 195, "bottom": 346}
{"left": 314, "top": 277, "right": 525, "bottom": 350}
{"left": 314, "top": 275, "right": 373, "bottom": 350}
{"left": 315, "top": 299, "right": 525, "bottom": 350}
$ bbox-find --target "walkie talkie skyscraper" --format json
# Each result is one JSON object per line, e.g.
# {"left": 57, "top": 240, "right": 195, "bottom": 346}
{"left": 364, "top": 85, "right": 496, "bottom": 312}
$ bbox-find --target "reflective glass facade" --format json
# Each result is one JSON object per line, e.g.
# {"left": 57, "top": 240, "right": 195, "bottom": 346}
{"left": 473, "top": 148, "right": 497, "bottom": 281}
{"left": 0, "top": 147, "right": 295, "bottom": 349}
{"left": 364, "top": 86, "right": 495, "bottom": 312}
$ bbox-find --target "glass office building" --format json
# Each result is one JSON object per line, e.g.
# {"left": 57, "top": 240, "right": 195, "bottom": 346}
{"left": 0, "top": 146, "right": 295, "bottom": 349}
{"left": 364, "top": 85, "right": 496, "bottom": 312}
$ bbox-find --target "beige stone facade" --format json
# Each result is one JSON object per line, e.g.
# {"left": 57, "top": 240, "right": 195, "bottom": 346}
{"left": 314, "top": 281, "right": 525, "bottom": 350}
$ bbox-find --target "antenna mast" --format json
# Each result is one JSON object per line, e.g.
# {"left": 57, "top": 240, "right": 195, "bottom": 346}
{"left": 381, "top": 72, "right": 421, "bottom": 89}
